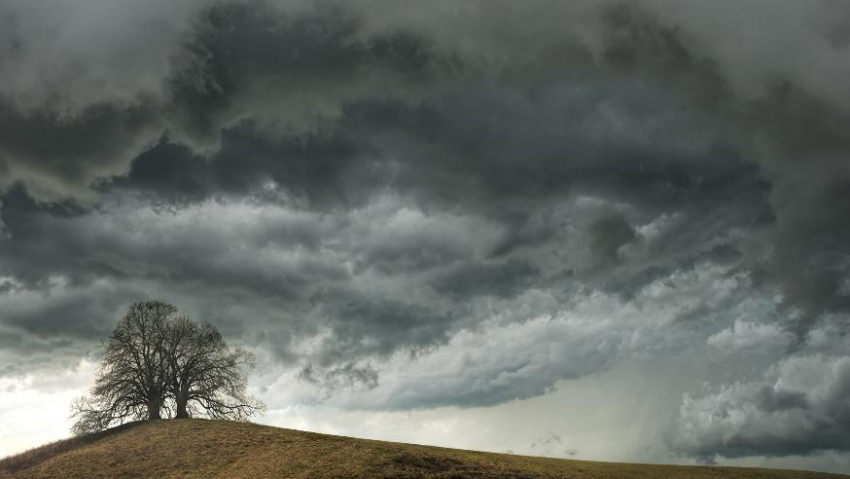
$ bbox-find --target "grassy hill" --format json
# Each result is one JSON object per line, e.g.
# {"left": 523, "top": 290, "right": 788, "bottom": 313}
{"left": 0, "top": 420, "right": 844, "bottom": 479}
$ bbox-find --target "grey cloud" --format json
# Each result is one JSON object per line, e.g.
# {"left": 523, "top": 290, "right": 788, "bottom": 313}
{"left": 0, "top": 275, "right": 147, "bottom": 374}
{"left": 3, "top": 293, "right": 113, "bottom": 340}
{"left": 0, "top": 0, "right": 215, "bottom": 201}
{"left": 0, "top": 0, "right": 795, "bottom": 343}
{"left": 0, "top": 99, "right": 162, "bottom": 202}
{"left": 293, "top": 262, "right": 754, "bottom": 411}
{"left": 432, "top": 259, "right": 538, "bottom": 299}
{"left": 163, "top": 1, "right": 451, "bottom": 149}
{"left": 584, "top": 211, "right": 637, "bottom": 271}
{"left": 298, "top": 362, "right": 379, "bottom": 391}
{"left": 757, "top": 173, "right": 850, "bottom": 337}
{"left": 0, "top": 200, "right": 9, "bottom": 240}
{"left": 753, "top": 386, "right": 809, "bottom": 413}
{"left": 0, "top": 185, "right": 350, "bottom": 294}
{"left": 0, "top": 1, "right": 211, "bottom": 109}
{"left": 670, "top": 354, "right": 850, "bottom": 459}
{"left": 2, "top": 0, "right": 763, "bottom": 210}
{"left": 0, "top": 186, "right": 471, "bottom": 370}
{"left": 706, "top": 319, "right": 790, "bottom": 356}
{"left": 697, "top": 245, "right": 743, "bottom": 267}
{"left": 307, "top": 291, "right": 456, "bottom": 365}
{"left": 351, "top": 208, "right": 480, "bottom": 276}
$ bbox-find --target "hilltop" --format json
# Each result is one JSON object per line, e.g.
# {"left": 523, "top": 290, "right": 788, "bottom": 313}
{"left": 0, "top": 420, "right": 843, "bottom": 479}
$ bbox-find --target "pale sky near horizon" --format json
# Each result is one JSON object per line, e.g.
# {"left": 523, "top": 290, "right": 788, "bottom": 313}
{"left": 1, "top": 0, "right": 850, "bottom": 474}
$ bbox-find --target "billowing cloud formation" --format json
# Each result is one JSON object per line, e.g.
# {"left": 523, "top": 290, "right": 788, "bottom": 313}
{"left": 671, "top": 353, "right": 850, "bottom": 459}
{"left": 271, "top": 263, "right": 748, "bottom": 410}
{"left": 1, "top": 0, "right": 850, "bottom": 464}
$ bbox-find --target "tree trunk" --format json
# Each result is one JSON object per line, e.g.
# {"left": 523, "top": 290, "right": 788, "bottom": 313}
{"left": 175, "top": 383, "right": 190, "bottom": 419}
{"left": 176, "top": 398, "right": 188, "bottom": 418}
{"left": 147, "top": 399, "right": 162, "bottom": 420}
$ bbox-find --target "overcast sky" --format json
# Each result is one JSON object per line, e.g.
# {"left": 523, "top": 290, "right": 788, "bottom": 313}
{"left": 1, "top": 0, "right": 850, "bottom": 473}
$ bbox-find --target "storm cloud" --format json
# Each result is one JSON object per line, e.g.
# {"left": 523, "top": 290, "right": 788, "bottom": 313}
{"left": 671, "top": 352, "right": 850, "bottom": 459}
{"left": 1, "top": 0, "right": 849, "bottom": 467}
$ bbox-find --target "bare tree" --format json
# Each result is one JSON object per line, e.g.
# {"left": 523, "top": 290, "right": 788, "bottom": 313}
{"left": 71, "top": 301, "right": 263, "bottom": 435}
{"left": 163, "top": 316, "right": 263, "bottom": 420}
{"left": 71, "top": 301, "right": 175, "bottom": 435}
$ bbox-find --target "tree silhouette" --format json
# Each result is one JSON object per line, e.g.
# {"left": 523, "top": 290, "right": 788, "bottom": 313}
{"left": 71, "top": 301, "right": 263, "bottom": 435}
{"left": 163, "top": 316, "right": 260, "bottom": 420}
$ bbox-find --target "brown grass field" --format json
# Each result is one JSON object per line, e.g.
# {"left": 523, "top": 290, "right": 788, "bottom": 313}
{"left": 0, "top": 419, "right": 845, "bottom": 479}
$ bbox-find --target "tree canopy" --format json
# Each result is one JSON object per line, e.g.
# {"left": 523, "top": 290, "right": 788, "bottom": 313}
{"left": 71, "top": 301, "right": 263, "bottom": 435}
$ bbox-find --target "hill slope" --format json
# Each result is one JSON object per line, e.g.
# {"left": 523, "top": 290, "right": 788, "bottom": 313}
{"left": 0, "top": 420, "right": 844, "bottom": 479}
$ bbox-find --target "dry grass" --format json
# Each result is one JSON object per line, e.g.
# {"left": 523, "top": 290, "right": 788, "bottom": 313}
{"left": 0, "top": 419, "right": 844, "bottom": 479}
{"left": 0, "top": 422, "right": 144, "bottom": 474}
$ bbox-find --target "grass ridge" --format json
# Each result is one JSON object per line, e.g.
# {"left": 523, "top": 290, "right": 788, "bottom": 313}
{"left": 0, "top": 419, "right": 845, "bottom": 479}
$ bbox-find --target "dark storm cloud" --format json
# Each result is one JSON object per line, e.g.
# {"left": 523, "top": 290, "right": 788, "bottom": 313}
{"left": 432, "top": 259, "right": 538, "bottom": 299}
{"left": 116, "top": 74, "right": 768, "bottom": 222}
{"left": 1, "top": 0, "right": 850, "bottom": 461}
{"left": 3, "top": 293, "right": 111, "bottom": 339}
{"left": 0, "top": 8, "right": 770, "bottom": 297}
{"left": 0, "top": 184, "right": 352, "bottom": 300}
{"left": 3, "top": 0, "right": 769, "bottom": 217}
{"left": 0, "top": 0, "right": 803, "bottom": 346}
{"left": 0, "top": 99, "right": 161, "bottom": 201}
{"left": 0, "top": 0, "right": 213, "bottom": 200}
{"left": 164, "top": 1, "right": 446, "bottom": 144}
{"left": 307, "top": 290, "right": 456, "bottom": 365}
{"left": 585, "top": 212, "right": 637, "bottom": 270}
{"left": 755, "top": 171, "right": 850, "bottom": 337}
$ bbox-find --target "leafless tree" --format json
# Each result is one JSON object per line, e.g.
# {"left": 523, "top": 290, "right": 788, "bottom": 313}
{"left": 71, "top": 301, "right": 175, "bottom": 435}
{"left": 71, "top": 301, "right": 263, "bottom": 435}
{"left": 163, "top": 316, "right": 263, "bottom": 420}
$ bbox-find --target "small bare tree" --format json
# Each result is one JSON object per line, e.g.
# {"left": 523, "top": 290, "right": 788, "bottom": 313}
{"left": 71, "top": 301, "right": 263, "bottom": 435}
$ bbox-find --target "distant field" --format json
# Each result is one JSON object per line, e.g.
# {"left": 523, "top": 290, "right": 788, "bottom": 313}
{"left": 0, "top": 419, "right": 844, "bottom": 479}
